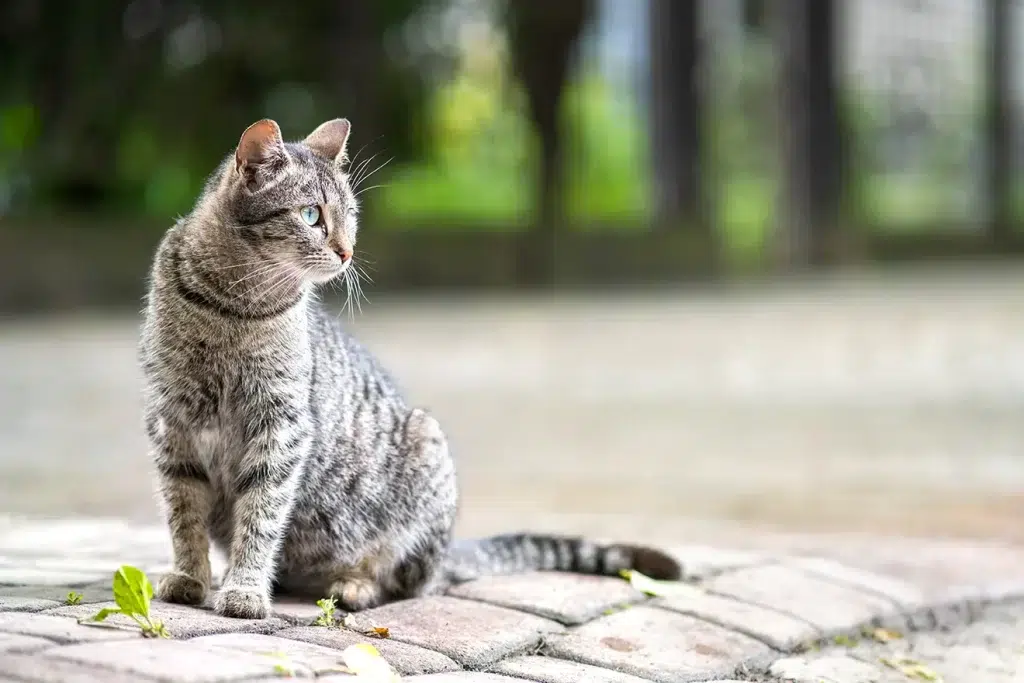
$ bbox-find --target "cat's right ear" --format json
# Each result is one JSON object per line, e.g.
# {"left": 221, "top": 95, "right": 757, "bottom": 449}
{"left": 235, "top": 119, "right": 289, "bottom": 184}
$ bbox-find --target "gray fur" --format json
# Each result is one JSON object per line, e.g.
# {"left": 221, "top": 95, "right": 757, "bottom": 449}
{"left": 139, "top": 117, "right": 681, "bottom": 620}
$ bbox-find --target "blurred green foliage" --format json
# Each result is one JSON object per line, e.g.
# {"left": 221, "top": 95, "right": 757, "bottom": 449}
{"left": 0, "top": 0, "right": 1014, "bottom": 259}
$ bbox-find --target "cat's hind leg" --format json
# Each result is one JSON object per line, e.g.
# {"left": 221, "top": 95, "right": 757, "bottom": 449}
{"left": 327, "top": 408, "right": 457, "bottom": 611}
{"left": 379, "top": 408, "right": 458, "bottom": 602}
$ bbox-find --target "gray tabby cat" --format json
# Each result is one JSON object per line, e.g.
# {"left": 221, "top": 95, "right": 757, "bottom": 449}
{"left": 139, "top": 117, "right": 681, "bottom": 620}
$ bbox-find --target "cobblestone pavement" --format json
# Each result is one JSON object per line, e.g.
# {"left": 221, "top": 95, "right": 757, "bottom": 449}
{"left": 1, "top": 517, "right": 1023, "bottom": 682}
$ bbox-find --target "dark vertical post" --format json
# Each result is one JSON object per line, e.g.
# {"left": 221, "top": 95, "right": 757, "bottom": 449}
{"left": 986, "top": 0, "right": 1013, "bottom": 246}
{"left": 648, "top": 0, "right": 707, "bottom": 243}
{"left": 771, "top": 0, "right": 844, "bottom": 269}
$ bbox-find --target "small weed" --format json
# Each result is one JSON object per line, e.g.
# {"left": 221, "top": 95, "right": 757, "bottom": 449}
{"left": 79, "top": 565, "right": 170, "bottom": 638}
{"left": 314, "top": 596, "right": 337, "bottom": 627}
{"left": 64, "top": 591, "right": 83, "bottom": 606}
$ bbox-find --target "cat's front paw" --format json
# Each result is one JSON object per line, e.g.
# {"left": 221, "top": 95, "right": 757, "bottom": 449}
{"left": 214, "top": 587, "right": 270, "bottom": 619}
{"left": 157, "top": 571, "right": 207, "bottom": 606}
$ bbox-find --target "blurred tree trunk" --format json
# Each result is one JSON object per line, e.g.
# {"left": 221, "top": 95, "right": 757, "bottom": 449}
{"left": 505, "top": 0, "right": 593, "bottom": 286}
{"left": 333, "top": 1, "right": 382, "bottom": 167}
{"left": 771, "top": 0, "right": 845, "bottom": 270}
{"left": 985, "top": 0, "right": 1013, "bottom": 246}
{"left": 648, "top": 0, "right": 714, "bottom": 260}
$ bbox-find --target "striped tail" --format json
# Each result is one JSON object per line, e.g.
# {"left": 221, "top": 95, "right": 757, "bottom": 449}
{"left": 442, "top": 532, "right": 682, "bottom": 585}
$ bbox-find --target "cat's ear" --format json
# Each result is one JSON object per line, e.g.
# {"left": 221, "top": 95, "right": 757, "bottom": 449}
{"left": 303, "top": 118, "right": 351, "bottom": 164}
{"left": 235, "top": 119, "right": 289, "bottom": 177}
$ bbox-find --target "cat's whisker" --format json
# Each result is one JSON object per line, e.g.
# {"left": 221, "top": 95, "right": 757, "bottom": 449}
{"left": 349, "top": 151, "right": 381, "bottom": 190}
{"left": 354, "top": 262, "right": 374, "bottom": 284}
{"left": 341, "top": 269, "right": 356, "bottom": 322}
{"left": 353, "top": 183, "right": 388, "bottom": 198}
{"left": 352, "top": 157, "right": 393, "bottom": 194}
{"left": 225, "top": 263, "right": 286, "bottom": 293}
{"left": 345, "top": 136, "right": 383, "bottom": 177}
{"left": 204, "top": 256, "right": 278, "bottom": 271}
{"left": 242, "top": 269, "right": 299, "bottom": 316}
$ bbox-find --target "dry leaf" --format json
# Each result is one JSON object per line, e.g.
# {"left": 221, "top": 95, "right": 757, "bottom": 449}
{"left": 869, "top": 627, "right": 903, "bottom": 643}
{"left": 342, "top": 643, "right": 401, "bottom": 682}
{"left": 341, "top": 614, "right": 391, "bottom": 638}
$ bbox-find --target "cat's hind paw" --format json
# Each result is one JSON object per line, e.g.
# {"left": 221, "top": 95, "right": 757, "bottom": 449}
{"left": 329, "top": 577, "right": 383, "bottom": 612}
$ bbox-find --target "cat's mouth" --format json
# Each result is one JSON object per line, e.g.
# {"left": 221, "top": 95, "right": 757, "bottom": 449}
{"left": 303, "top": 258, "right": 350, "bottom": 284}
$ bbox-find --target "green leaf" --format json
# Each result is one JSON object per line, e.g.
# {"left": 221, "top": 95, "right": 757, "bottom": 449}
{"left": 83, "top": 607, "right": 125, "bottom": 623}
{"left": 619, "top": 569, "right": 701, "bottom": 598}
{"left": 112, "top": 565, "right": 153, "bottom": 618}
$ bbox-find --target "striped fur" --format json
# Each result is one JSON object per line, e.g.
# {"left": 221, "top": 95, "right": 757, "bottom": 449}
{"left": 140, "top": 118, "right": 680, "bottom": 620}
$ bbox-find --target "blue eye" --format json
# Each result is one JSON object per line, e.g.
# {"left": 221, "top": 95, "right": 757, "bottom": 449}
{"left": 300, "top": 206, "right": 321, "bottom": 226}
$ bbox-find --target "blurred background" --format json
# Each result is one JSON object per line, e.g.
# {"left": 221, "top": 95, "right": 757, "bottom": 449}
{"left": 0, "top": 0, "right": 1022, "bottom": 548}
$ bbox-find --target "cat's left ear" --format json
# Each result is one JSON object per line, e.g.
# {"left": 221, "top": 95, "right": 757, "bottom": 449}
{"left": 304, "top": 118, "right": 351, "bottom": 165}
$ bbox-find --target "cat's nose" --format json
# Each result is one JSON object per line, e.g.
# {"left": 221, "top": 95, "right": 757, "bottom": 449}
{"left": 335, "top": 247, "right": 352, "bottom": 263}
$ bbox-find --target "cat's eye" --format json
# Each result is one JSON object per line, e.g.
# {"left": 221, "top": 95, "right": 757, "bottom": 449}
{"left": 299, "top": 206, "right": 321, "bottom": 227}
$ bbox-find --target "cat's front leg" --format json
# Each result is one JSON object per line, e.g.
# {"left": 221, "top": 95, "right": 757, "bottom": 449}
{"left": 215, "top": 400, "right": 310, "bottom": 619}
{"left": 151, "top": 418, "right": 214, "bottom": 606}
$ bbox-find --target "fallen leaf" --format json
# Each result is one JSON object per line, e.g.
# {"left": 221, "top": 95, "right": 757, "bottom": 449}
{"left": 342, "top": 614, "right": 391, "bottom": 638}
{"left": 619, "top": 569, "right": 702, "bottom": 598}
{"left": 880, "top": 657, "right": 943, "bottom": 681}
{"left": 869, "top": 627, "right": 903, "bottom": 643}
{"left": 342, "top": 643, "right": 401, "bottom": 682}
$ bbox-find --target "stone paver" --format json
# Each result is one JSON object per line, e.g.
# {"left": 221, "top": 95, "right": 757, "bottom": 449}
{"left": 345, "top": 595, "right": 564, "bottom": 668}
{"left": 0, "top": 632, "right": 53, "bottom": 654}
{"left": 769, "top": 654, "right": 887, "bottom": 682}
{"left": 0, "top": 612, "right": 139, "bottom": 644}
{"left": 189, "top": 632, "right": 357, "bottom": 676}
{"left": 48, "top": 638, "right": 287, "bottom": 682}
{"left": 763, "top": 601, "right": 1024, "bottom": 683}
{"left": 544, "top": 604, "right": 774, "bottom": 682}
{"left": 706, "top": 565, "right": 897, "bottom": 635}
{"left": 651, "top": 583, "right": 818, "bottom": 651}
{"left": 0, "top": 596, "right": 60, "bottom": 612}
{"left": 272, "top": 597, "right": 326, "bottom": 624}
{"left": 446, "top": 571, "right": 644, "bottom": 625}
{"left": 45, "top": 600, "right": 288, "bottom": 638}
{"left": 489, "top": 654, "right": 656, "bottom": 682}
{"left": 0, "top": 653, "right": 147, "bottom": 683}
{"left": 2, "top": 516, "right": 1024, "bottom": 682}
{"left": 781, "top": 556, "right": 927, "bottom": 611}
{"left": 274, "top": 626, "right": 461, "bottom": 675}
{"left": 402, "top": 675, "right": 522, "bottom": 682}
{"left": 662, "top": 545, "right": 769, "bottom": 581}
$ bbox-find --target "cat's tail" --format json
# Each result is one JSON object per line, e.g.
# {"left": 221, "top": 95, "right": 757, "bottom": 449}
{"left": 442, "top": 532, "right": 682, "bottom": 585}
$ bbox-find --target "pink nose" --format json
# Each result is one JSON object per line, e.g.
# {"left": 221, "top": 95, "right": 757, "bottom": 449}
{"left": 335, "top": 248, "right": 352, "bottom": 263}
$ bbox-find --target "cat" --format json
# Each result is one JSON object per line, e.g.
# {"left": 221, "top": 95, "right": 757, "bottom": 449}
{"left": 138, "top": 117, "right": 681, "bottom": 620}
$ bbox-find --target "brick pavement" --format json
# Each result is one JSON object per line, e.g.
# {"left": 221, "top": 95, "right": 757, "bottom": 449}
{"left": 1, "top": 518, "right": 1022, "bottom": 682}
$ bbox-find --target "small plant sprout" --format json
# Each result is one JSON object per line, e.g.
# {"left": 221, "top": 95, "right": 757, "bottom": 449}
{"left": 79, "top": 565, "right": 170, "bottom": 638}
{"left": 314, "top": 596, "right": 338, "bottom": 627}
{"left": 64, "top": 591, "right": 83, "bottom": 606}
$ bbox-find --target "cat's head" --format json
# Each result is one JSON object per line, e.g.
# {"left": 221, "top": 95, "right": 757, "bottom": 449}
{"left": 214, "top": 117, "right": 359, "bottom": 285}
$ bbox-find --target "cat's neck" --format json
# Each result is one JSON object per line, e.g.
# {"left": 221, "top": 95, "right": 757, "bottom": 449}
{"left": 169, "top": 219, "right": 310, "bottom": 322}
